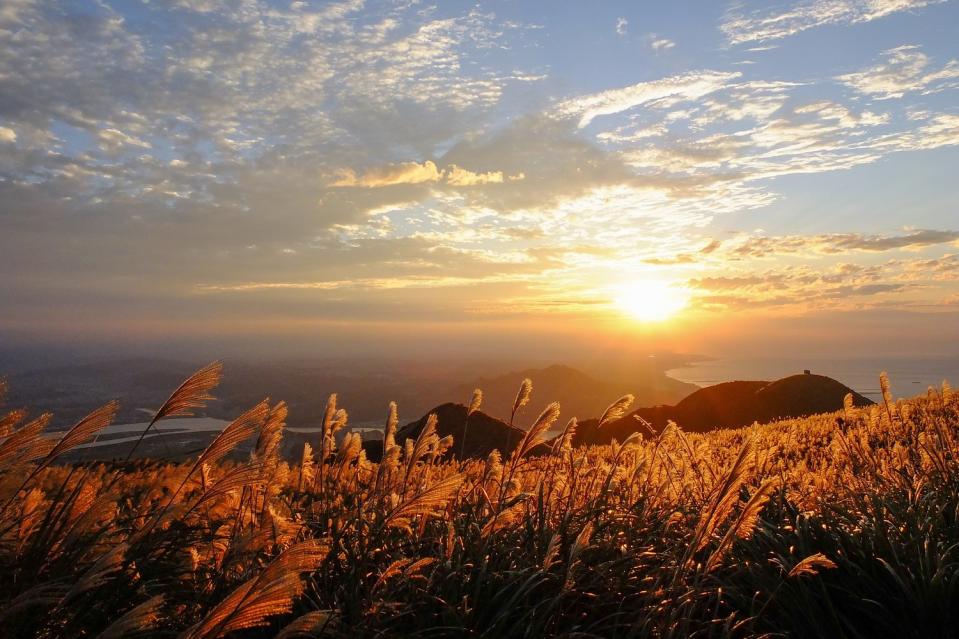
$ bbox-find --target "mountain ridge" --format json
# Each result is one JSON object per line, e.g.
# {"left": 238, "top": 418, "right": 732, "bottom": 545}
{"left": 574, "top": 373, "right": 874, "bottom": 446}
{"left": 450, "top": 363, "right": 695, "bottom": 425}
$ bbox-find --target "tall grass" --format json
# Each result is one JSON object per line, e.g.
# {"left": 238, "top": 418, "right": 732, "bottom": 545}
{"left": 0, "top": 366, "right": 957, "bottom": 637}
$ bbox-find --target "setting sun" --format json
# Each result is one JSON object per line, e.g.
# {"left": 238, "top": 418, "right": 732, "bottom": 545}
{"left": 613, "top": 279, "right": 690, "bottom": 322}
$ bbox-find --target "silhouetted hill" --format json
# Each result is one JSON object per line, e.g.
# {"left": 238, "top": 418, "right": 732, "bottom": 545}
{"left": 378, "top": 403, "right": 530, "bottom": 461}
{"left": 574, "top": 373, "right": 874, "bottom": 445}
{"left": 752, "top": 374, "right": 871, "bottom": 415}
{"left": 451, "top": 364, "right": 695, "bottom": 424}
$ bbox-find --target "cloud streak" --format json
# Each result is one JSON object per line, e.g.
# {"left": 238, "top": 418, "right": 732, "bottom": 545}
{"left": 555, "top": 71, "right": 741, "bottom": 128}
{"left": 837, "top": 45, "right": 959, "bottom": 99}
{"left": 730, "top": 229, "right": 959, "bottom": 258}
{"left": 722, "top": 0, "right": 942, "bottom": 45}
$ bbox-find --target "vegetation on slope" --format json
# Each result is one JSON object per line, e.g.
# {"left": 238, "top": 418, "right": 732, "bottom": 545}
{"left": 575, "top": 373, "right": 874, "bottom": 445}
{"left": 0, "top": 366, "right": 957, "bottom": 638}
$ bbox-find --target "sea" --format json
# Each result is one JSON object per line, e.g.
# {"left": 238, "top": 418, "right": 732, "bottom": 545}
{"left": 667, "top": 356, "right": 959, "bottom": 402}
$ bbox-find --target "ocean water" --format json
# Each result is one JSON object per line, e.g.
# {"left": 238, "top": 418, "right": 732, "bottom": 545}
{"left": 667, "top": 356, "right": 959, "bottom": 401}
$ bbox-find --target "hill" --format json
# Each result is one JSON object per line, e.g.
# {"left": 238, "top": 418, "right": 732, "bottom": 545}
{"left": 379, "top": 402, "right": 530, "bottom": 461}
{"left": 574, "top": 373, "right": 873, "bottom": 445}
{"left": 450, "top": 364, "right": 695, "bottom": 424}
{"left": 3, "top": 362, "right": 956, "bottom": 638}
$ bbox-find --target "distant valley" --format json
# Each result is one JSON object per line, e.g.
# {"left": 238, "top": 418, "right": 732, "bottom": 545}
{"left": 1, "top": 356, "right": 695, "bottom": 432}
{"left": 19, "top": 360, "right": 873, "bottom": 463}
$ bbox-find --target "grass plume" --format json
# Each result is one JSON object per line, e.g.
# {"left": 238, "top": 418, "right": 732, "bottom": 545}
{"left": 0, "top": 367, "right": 956, "bottom": 638}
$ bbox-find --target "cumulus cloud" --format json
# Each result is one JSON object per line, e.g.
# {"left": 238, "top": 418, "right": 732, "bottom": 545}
{"left": 722, "top": 0, "right": 942, "bottom": 45}
{"left": 616, "top": 17, "right": 628, "bottom": 36}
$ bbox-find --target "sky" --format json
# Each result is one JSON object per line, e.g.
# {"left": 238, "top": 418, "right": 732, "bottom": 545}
{"left": 1, "top": 0, "right": 958, "bottom": 361}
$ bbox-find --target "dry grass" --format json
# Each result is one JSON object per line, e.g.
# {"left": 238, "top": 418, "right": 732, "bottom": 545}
{"left": 0, "top": 366, "right": 958, "bottom": 638}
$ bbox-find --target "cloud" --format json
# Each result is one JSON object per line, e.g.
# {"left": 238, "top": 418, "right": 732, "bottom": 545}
{"left": 556, "top": 71, "right": 741, "bottom": 127}
{"left": 437, "top": 116, "right": 640, "bottom": 210}
{"left": 331, "top": 160, "right": 520, "bottom": 188}
{"left": 445, "top": 165, "right": 513, "bottom": 186}
{"left": 332, "top": 161, "right": 444, "bottom": 187}
{"left": 0, "top": 1, "right": 548, "bottom": 298}
{"left": 597, "top": 123, "right": 668, "bottom": 144}
{"left": 837, "top": 45, "right": 959, "bottom": 99}
{"left": 616, "top": 17, "right": 628, "bottom": 36}
{"left": 831, "top": 229, "right": 959, "bottom": 251}
{"left": 197, "top": 273, "right": 527, "bottom": 293}
{"left": 97, "top": 128, "right": 152, "bottom": 153}
{"left": 897, "top": 253, "right": 959, "bottom": 280}
{"left": 0, "top": 0, "right": 530, "bottom": 184}
{"left": 722, "top": 0, "right": 942, "bottom": 45}
{"left": 685, "top": 259, "right": 934, "bottom": 313}
{"left": 648, "top": 34, "right": 676, "bottom": 52}
{"left": 643, "top": 239, "right": 723, "bottom": 265}
{"left": 730, "top": 229, "right": 959, "bottom": 258}
{"left": 1, "top": 0, "right": 958, "bottom": 338}
{"left": 615, "top": 86, "right": 959, "bottom": 202}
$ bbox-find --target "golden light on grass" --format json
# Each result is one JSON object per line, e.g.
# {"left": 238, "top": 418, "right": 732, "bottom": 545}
{"left": 2, "top": 366, "right": 958, "bottom": 636}
{"left": 613, "top": 278, "right": 690, "bottom": 322}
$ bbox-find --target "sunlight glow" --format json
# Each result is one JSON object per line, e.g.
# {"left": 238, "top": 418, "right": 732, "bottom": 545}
{"left": 613, "top": 279, "right": 690, "bottom": 323}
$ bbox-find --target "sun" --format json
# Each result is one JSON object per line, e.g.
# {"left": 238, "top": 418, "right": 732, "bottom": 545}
{"left": 613, "top": 279, "right": 690, "bottom": 322}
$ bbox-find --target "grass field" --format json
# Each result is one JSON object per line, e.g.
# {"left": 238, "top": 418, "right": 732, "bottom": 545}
{"left": 1, "top": 363, "right": 957, "bottom": 638}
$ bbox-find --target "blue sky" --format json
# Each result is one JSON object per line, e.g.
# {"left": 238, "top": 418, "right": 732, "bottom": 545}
{"left": 1, "top": 0, "right": 958, "bottom": 358}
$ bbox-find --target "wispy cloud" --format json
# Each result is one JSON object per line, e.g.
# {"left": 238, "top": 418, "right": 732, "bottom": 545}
{"left": 729, "top": 229, "right": 959, "bottom": 258}
{"left": 686, "top": 251, "right": 958, "bottom": 312}
{"left": 556, "top": 71, "right": 741, "bottom": 127}
{"left": 837, "top": 45, "right": 959, "bottom": 99}
{"left": 647, "top": 34, "right": 676, "bottom": 52}
{"left": 722, "top": 0, "right": 942, "bottom": 45}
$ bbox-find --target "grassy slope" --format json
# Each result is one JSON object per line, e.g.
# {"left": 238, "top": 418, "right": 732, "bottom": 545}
{"left": 0, "top": 371, "right": 957, "bottom": 638}
{"left": 576, "top": 373, "right": 874, "bottom": 445}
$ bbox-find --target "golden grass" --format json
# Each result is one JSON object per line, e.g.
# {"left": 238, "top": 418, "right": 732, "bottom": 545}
{"left": 0, "top": 367, "right": 957, "bottom": 637}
